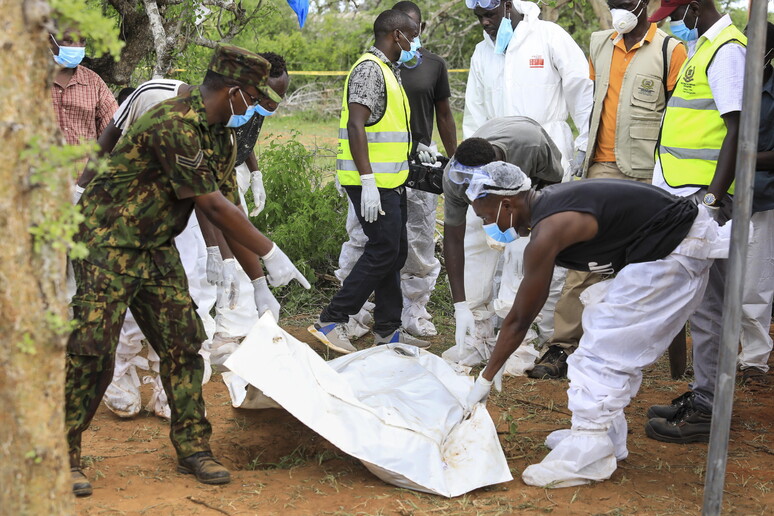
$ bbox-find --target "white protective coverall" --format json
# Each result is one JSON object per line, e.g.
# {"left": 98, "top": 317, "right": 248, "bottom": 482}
{"left": 209, "top": 163, "right": 263, "bottom": 364}
{"left": 522, "top": 207, "right": 731, "bottom": 488}
{"left": 336, "top": 189, "right": 440, "bottom": 339}
{"left": 455, "top": 0, "right": 592, "bottom": 362}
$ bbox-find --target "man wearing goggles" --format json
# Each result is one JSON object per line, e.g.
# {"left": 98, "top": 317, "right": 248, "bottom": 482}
{"left": 463, "top": 0, "right": 592, "bottom": 181}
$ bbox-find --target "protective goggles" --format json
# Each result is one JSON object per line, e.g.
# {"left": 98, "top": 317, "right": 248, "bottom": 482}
{"left": 447, "top": 157, "right": 489, "bottom": 185}
{"left": 465, "top": 0, "right": 501, "bottom": 9}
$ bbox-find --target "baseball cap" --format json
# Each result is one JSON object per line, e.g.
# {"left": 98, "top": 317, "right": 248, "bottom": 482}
{"left": 648, "top": 0, "right": 693, "bottom": 23}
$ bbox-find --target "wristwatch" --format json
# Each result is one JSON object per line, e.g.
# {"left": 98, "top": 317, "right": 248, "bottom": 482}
{"left": 703, "top": 192, "right": 718, "bottom": 207}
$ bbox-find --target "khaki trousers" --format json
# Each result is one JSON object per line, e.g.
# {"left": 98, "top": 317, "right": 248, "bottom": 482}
{"left": 549, "top": 162, "right": 651, "bottom": 352}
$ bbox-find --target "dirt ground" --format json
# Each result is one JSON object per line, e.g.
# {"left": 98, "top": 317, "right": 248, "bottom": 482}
{"left": 75, "top": 325, "right": 774, "bottom": 516}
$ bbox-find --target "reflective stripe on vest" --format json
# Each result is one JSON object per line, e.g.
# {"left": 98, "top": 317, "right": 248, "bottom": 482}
{"left": 336, "top": 54, "right": 411, "bottom": 188}
{"left": 658, "top": 24, "right": 746, "bottom": 195}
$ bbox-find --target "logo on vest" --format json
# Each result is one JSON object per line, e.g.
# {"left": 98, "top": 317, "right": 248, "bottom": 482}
{"left": 638, "top": 78, "right": 656, "bottom": 97}
{"left": 683, "top": 66, "right": 695, "bottom": 83}
{"left": 529, "top": 55, "right": 544, "bottom": 68}
{"left": 588, "top": 261, "right": 615, "bottom": 275}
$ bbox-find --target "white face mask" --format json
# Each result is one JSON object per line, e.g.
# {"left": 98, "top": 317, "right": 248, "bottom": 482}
{"left": 610, "top": 0, "right": 643, "bottom": 36}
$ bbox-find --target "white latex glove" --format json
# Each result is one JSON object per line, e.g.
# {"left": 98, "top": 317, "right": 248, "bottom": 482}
{"left": 72, "top": 185, "right": 85, "bottom": 205}
{"left": 334, "top": 175, "right": 345, "bottom": 198}
{"left": 252, "top": 276, "right": 280, "bottom": 321}
{"left": 493, "top": 364, "right": 505, "bottom": 393}
{"left": 217, "top": 258, "right": 239, "bottom": 310}
{"left": 454, "top": 301, "right": 476, "bottom": 349}
{"left": 416, "top": 142, "right": 435, "bottom": 164}
{"left": 359, "top": 173, "right": 382, "bottom": 223}
{"left": 248, "top": 170, "right": 266, "bottom": 217}
{"left": 465, "top": 373, "right": 493, "bottom": 411}
{"left": 570, "top": 150, "right": 586, "bottom": 177}
{"left": 261, "top": 243, "right": 312, "bottom": 289}
{"left": 205, "top": 246, "right": 224, "bottom": 285}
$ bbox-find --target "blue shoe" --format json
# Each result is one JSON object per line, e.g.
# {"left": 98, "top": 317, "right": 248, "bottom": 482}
{"left": 308, "top": 319, "right": 356, "bottom": 354}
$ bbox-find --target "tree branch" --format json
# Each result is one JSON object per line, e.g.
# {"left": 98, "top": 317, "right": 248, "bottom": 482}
{"left": 142, "top": 0, "right": 170, "bottom": 78}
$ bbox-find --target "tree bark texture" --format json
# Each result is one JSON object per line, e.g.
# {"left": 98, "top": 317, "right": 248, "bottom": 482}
{"left": 0, "top": 0, "right": 73, "bottom": 514}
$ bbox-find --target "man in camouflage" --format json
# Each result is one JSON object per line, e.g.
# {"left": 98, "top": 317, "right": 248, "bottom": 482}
{"left": 66, "top": 45, "right": 309, "bottom": 497}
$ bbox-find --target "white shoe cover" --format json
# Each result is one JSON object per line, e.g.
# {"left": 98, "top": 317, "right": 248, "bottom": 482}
{"left": 503, "top": 330, "right": 540, "bottom": 376}
{"left": 545, "top": 411, "right": 628, "bottom": 462}
{"left": 522, "top": 428, "right": 617, "bottom": 488}
{"left": 344, "top": 302, "right": 375, "bottom": 340}
{"left": 103, "top": 360, "right": 143, "bottom": 418}
{"left": 143, "top": 375, "right": 171, "bottom": 420}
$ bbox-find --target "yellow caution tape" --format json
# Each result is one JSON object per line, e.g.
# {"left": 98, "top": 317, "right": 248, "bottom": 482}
{"left": 288, "top": 69, "right": 470, "bottom": 76}
{"left": 173, "top": 69, "right": 470, "bottom": 76}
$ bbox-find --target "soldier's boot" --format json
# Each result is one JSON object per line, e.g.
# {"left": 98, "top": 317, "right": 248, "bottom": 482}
{"left": 71, "top": 467, "right": 93, "bottom": 497}
{"left": 177, "top": 451, "right": 231, "bottom": 485}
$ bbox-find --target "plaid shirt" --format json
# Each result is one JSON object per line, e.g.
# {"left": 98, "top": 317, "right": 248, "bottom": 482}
{"left": 51, "top": 65, "right": 117, "bottom": 145}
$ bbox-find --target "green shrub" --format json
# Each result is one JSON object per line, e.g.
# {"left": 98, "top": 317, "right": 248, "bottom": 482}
{"left": 247, "top": 133, "right": 348, "bottom": 313}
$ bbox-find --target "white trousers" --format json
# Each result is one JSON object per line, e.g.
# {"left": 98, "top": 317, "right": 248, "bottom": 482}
{"left": 335, "top": 188, "right": 441, "bottom": 337}
{"left": 739, "top": 210, "right": 774, "bottom": 372}
{"left": 523, "top": 208, "right": 728, "bottom": 487}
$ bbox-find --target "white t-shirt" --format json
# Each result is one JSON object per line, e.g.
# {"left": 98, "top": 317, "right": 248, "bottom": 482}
{"left": 112, "top": 79, "right": 186, "bottom": 133}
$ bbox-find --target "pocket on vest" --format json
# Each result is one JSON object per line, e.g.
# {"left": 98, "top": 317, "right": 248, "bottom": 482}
{"left": 631, "top": 74, "right": 663, "bottom": 111}
{"left": 629, "top": 117, "right": 661, "bottom": 173}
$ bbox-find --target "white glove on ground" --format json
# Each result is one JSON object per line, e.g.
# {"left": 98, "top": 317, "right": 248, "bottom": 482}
{"left": 359, "top": 173, "right": 381, "bottom": 223}
{"left": 206, "top": 246, "right": 224, "bottom": 285}
{"left": 248, "top": 170, "right": 266, "bottom": 217}
{"left": 416, "top": 142, "right": 435, "bottom": 164}
{"left": 261, "top": 243, "right": 312, "bottom": 289}
{"left": 72, "top": 185, "right": 85, "bottom": 205}
{"left": 252, "top": 276, "right": 281, "bottom": 321}
{"left": 465, "top": 373, "right": 493, "bottom": 411}
{"left": 454, "top": 301, "right": 476, "bottom": 348}
{"left": 570, "top": 150, "right": 586, "bottom": 177}
{"left": 217, "top": 258, "right": 239, "bottom": 310}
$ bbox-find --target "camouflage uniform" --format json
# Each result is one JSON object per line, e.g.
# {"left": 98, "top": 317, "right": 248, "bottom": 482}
{"left": 66, "top": 45, "right": 273, "bottom": 467}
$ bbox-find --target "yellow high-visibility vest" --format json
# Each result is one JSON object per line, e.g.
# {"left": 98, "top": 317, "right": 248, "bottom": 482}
{"left": 336, "top": 53, "right": 411, "bottom": 188}
{"left": 658, "top": 24, "right": 746, "bottom": 194}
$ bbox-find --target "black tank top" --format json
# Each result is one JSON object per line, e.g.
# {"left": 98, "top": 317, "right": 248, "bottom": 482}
{"left": 530, "top": 179, "right": 698, "bottom": 273}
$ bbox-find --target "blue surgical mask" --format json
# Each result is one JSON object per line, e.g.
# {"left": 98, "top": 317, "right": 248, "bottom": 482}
{"left": 483, "top": 200, "right": 518, "bottom": 251}
{"left": 51, "top": 35, "right": 85, "bottom": 68}
{"left": 494, "top": 6, "right": 514, "bottom": 55}
{"left": 670, "top": 9, "right": 698, "bottom": 42}
{"left": 397, "top": 31, "right": 420, "bottom": 64}
{"left": 255, "top": 104, "right": 276, "bottom": 117}
{"left": 225, "top": 90, "right": 255, "bottom": 128}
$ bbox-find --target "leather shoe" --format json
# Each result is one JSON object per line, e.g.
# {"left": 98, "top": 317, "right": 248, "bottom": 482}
{"left": 527, "top": 345, "right": 569, "bottom": 380}
{"left": 645, "top": 405, "right": 712, "bottom": 444}
{"left": 178, "top": 451, "right": 231, "bottom": 485}
{"left": 71, "top": 467, "right": 93, "bottom": 497}
{"left": 646, "top": 391, "right": 695, "bottom": 419}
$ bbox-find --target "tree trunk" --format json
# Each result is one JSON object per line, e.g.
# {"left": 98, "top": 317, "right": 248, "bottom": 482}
{"left": 0, "top": 0, "right": 73, "bottom": 514}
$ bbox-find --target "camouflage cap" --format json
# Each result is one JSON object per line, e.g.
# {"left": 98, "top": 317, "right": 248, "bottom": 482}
{"left": 208, "top": 44, "right": 282, "bottom": 103}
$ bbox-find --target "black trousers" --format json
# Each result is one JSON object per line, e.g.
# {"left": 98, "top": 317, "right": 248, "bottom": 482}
{"left": 321, "top": 185, "right": 408, "bottom": 336}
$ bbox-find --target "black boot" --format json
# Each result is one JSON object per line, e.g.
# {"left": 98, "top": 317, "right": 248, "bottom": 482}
{"left": 71, "top": 467, "right": 93, "bottom": 497}
{"left": 178, "top": 451, "right": 231, "bottom": 485}
{"left": 646, "top": 391, "right": 696, "bottom": 419}
{"left": 528, "top": 345, "right": 569, "bottom": 380}
{"left": 645, "top": 405, "right": 712, "bottom": 444}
